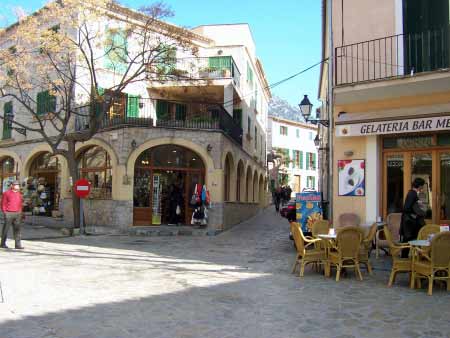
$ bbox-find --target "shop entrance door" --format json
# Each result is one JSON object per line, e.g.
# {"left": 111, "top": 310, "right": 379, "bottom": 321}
{"left": 383, "top": 149, "right": 450, "bottom": 224}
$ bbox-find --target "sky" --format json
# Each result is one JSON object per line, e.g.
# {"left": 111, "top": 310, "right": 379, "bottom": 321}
{"left": 0, "top": 0, "right": 323, "bottom": 108}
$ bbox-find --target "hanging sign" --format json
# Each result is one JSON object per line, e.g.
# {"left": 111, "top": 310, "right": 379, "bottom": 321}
{"left": 336, "top": 115, "right": 450, "bottom": 137}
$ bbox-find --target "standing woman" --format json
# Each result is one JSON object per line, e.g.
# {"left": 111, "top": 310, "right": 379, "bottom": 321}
{"left": 400, "top": 177, "right": 426, "bottom": 257}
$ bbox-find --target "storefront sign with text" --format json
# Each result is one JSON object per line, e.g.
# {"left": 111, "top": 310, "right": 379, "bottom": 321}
{"left": 336, "top": 115, "right": 450, "bottom": 137}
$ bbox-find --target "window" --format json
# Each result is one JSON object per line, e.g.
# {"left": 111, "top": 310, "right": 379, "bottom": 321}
{"left": 3, "top": 101, "right": 13, "bottom": 140}
{"left": 255, "top": 126, "right": 257, "bottom": 149}
{"left": 0, "top": 157, "right": 16, "bottom": 194}
{"left": 247, "top": 116, "right": 251, "bottom": 135}
{"left": 293, "top": 150, "right": 301, "bottom": 168}
{"left": 155, "top": 43, "right": 177, "bottom": 77}
{"left": 104, "top": 28, "right": 128, "bottom": 74}
{"left": 296, "top": 129, "right": 300, "bottom": 138}
{"left": 307, "top": 176, "right": 316, "bottom": 189}
{"left": 78, "top": 146, "right": 112, "bottom": 199}
{"left": 208, "top": 56, "right": 232, "bottom": 76}
{"left": 247, "top": 62, "right": 254, "bottom": 87}
{"left": 280, "top": 126, "right": 288, "bottom": 136}
{"left": 126, "top": 94, "right": 141, "bottom": 118}
{"left": 36, "top": 90, "right": 56, "bottom": 115}
{"left": 306, "top": 152, "right": 317, "bottom": 170}
{"left": 233, "top": 109, "right": 242, "bottom": 127}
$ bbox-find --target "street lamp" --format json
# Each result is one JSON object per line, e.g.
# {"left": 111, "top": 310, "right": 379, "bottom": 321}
{"left": 298, "top": 94, "right": 329, "bottom": 127}
{"left": 314, "top": 133, "right": 329, "bottom": 151}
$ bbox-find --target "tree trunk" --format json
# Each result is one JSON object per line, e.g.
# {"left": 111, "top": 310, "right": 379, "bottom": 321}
{"left": 66, "top": 139, "right": 80, "bottom": 233}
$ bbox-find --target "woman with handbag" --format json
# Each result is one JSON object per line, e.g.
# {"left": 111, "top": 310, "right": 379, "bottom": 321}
{"left": 400, "top": 177, "right": 426, "bottom": 258}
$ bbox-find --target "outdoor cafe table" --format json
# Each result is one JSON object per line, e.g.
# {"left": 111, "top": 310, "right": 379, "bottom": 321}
{"left": 408, "top": 239, "right": 431, "bottom": 289}
{"left": 318, "top": 234, "right": 337, "bottom": 277}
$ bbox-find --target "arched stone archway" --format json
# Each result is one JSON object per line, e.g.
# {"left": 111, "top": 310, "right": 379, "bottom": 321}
{"left": 236, "top": 160, "right": 245, "bottom": 202}
{"left": 133, "top": 144, "right": 205, "bottom": 226}
{"left": 246, "top": 166, "right": 253, "bottom": 203}
{"left": 224, "top": 152, "right": 236, "bottom": 202}
{"left": 252, "top": 170, "right": 258, "bottom": 202}
{"left": 259, "top": 174, "right": 264, "bottom": 206}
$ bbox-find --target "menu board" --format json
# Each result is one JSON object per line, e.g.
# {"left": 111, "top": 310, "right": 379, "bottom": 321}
{"left": 296, "top": 192, "right": 323, "bottom": 233}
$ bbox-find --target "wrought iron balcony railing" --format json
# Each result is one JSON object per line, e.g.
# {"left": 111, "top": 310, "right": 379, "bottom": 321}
{"left": 147, "top": 56, "right": 241, "bottom": 88}
{"left": 74, "top": 97, "right": 243, "bottom": 145}
{"left": 335, "top": 25, "right": 450, "bottom": 85}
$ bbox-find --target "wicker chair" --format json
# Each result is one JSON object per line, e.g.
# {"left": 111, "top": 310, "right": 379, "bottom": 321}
{"left": 337, "top": 213, "right": 360, "bottom": 228}
{"left": 384, "top": 225, "right": 412, "bottom": 287}
{"left": 290, "top": 222, "right": 327, "bottom": 277}
{"left": 328, "top": 226, "right": 363, "bottom": 281}
{"left": 418, "top": 224, "right": 440, "bottom": 240}
{"left": 312, "top": 220, "right": 330, "bottom": 237}
{"left": 359, "top": 223, "right": 377, "bottom": 274}
{"left": 411, "top": 232, "right": 450, "bottom": 295}
{"left": 376, "top": 213, "right": 401, "bottom": 258}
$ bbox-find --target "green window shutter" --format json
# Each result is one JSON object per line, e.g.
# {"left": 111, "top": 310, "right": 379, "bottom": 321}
{"left": 300, "top": 151, "right": 303, "bottom": 169}
{"left": 104, "top": 29, "right": 128, "bottom": 74}
{"left": 233, "top": 109, "right": 242, "bottom": 127}
{"left": 3, "top": 101, "right": 13, "bottom": 139}
{"left": 37, "top": 90, "right": 55, "bottom": 115}
{"left": 312, "top": 177, "right": 316, "bottom": 189}
{"left": 175, "top": 103, "right": 187, "bottom": 120}
{"left": 208, "top": 56, "right": 231, "bottom": 69}
{"left": 156, "top": 100, "right": 168, "bottom": 119}
{"left": 126, "top": 95, "right": 140, "bottom": 118}
{"left": 312, "top": 153, "right": 317, "bottom": 170}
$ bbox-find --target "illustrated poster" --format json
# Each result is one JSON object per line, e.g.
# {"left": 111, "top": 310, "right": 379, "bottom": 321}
{"left": 338, "top": 160, "right": 365, "bottom": 196}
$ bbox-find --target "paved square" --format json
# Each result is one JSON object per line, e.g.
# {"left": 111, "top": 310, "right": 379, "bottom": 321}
{"left": 1, "top": 209, "right": 450, "bottom": 338}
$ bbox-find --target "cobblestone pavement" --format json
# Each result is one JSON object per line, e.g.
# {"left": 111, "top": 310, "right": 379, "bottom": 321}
{"left": 1, "top": 208, "right": 450, "bottom": 338}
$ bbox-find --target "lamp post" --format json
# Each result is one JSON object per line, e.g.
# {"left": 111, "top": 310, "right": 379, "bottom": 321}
{"left": 314, "top": 134, "right": 329, "bottom": 151}
{"left": 298, "top": 95, "right": 329, "bottom": 127}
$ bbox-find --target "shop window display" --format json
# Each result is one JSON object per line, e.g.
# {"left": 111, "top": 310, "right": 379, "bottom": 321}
{"left": 0, "top": 157, "right": 17, "bottom": 194}
{"left": 23, "top": 153, "right": 60, "bottom": 216}
{"left": 78, "top": 146, "right": 112, "bottom": 199}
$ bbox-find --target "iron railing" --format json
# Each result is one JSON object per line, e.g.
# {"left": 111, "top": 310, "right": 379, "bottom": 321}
{"left": 335, "top": 26, "right": 450, "bottom": 85}
{"left": 147, "top": 56, "right": 241, "bottom": 88}
{"left": 74, "top": 98, "right": 243, "bottom": 145}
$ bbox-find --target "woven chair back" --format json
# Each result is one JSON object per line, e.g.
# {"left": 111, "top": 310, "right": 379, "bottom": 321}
{"left": 336, "top": 226, "right": 362, "bottom": 258}
{"left": 365, "top": 223, "right": 378, "bottom": 242}
{"left": 290, "top": 222, "right": 305, "bottom": 254}
{"left": 383, "top": 225, "right": 395, "bottom": 248}
{"left": 338, "top": 213, "right": 360, "bottom": 228}
{"left": 386, "top": 213, "right": 402, "bottom": 241}
{"left": 430, "top": 232, "right": 450, "bottom": 267}
{"left": 312, "top": 220, "right": 330, "bottom": 237}
{"left": 418, "top": 224, "right": 440, "bottom": 240}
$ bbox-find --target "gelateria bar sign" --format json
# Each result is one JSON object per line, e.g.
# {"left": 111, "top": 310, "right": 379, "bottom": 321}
{"left": 336, "top": 115, "right": 450, "bottom": 137}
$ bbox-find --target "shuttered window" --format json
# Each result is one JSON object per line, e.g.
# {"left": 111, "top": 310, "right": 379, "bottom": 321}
{"left": 156, "top": 100, "right": 169, "bottom": 119}
{"left": 300, "top": 151, "right": 303, "bottom": 169}
{"left": 126, "top": 94, "right": 140, "bottom": 118}
{"left": 175, "top": 103, "right": 187, "bottom": 120}
{"left": 104, "top": 28, "right": 128, "bottom": 74}
{"left": 36, "top": 90, "right": 56, "bottom": 115}
{"left": 208, "top": 56, "right": 232, "bottom": 69}
{"left": 3, "top": 101, "right": 13, "bottom": 139}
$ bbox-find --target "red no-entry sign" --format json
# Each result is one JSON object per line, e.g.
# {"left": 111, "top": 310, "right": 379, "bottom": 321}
{"left": 74, "top": 178, "right": 91, "bottom": 198}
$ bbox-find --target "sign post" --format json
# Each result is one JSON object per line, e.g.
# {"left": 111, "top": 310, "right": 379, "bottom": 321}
{"left": 74, "top": 178, "right": 91, "bottom": 235}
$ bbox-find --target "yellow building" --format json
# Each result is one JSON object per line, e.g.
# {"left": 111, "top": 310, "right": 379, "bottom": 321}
{"left": 319, "top": 0, "right": 450, "bottom": 226}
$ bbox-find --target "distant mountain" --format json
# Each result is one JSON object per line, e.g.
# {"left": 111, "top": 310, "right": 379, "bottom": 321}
{"left": 268, "top": 96, "right": 305, "bottom": 123}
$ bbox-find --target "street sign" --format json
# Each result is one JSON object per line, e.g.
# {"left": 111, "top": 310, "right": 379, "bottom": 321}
{"left": 74, "top": 178, "right": 91, "bottom": 199}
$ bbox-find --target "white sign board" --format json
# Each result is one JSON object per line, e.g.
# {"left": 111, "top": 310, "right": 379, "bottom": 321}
{"left": 76, "top": 186, "right": 89, "bottom": 191}
{"left": 336, "top": 115, "right": 450, "bottom": 137}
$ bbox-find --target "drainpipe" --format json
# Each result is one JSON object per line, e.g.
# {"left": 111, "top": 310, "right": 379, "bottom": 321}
{"left": 327, "top": 0, "right": 334, "bottom": 223}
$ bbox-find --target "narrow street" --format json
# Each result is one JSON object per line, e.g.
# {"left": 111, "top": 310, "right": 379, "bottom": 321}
{"left": 1, "top": 208, "right": 450, "bottom": 338}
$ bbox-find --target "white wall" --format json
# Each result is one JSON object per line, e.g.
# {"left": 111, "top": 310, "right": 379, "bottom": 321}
{"left": 270, "top": 118, "right": 318, "bottom": 193}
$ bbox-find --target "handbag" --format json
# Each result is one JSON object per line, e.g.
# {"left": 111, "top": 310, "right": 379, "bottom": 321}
{"left": 190, "top": 184, "right": 199, "bottom": 206}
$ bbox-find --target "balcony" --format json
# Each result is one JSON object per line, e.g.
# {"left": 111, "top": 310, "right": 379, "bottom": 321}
{"left": 147, "top": 56, "right": 241, "bottom": 88}
{"left": 335, "top": 26, "right": 450, "bottom": 86}
{"left": 74, "top": 98, "right": 243, "bottom": 145}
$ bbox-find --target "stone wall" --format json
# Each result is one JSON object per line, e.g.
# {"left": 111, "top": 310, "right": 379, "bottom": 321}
{"left": 222, "top": 202, "right": 261, "bottom": 230}
{"left": 62, "top": 198, "right": 133, "bottom": 233}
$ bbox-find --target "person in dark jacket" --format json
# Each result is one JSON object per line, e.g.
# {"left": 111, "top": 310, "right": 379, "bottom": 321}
{"left": 274, "top": 187, "right": 282, "bottom": 213}
{"left": 400, "top": 177, "right": 426, "bottom": 258}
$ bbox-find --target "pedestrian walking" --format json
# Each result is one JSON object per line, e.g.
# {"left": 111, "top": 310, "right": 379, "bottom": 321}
{"left": 286, "top": 185, "right": 292, "bottom": 202}
{"left": 1, "top": 180, "right": 24, "bottom": 249}
{"left": 274, "top": 187, "right": 281, "bottom": 213}
{"left": 400, "top": 177, "right": 426, "bottom": 258}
